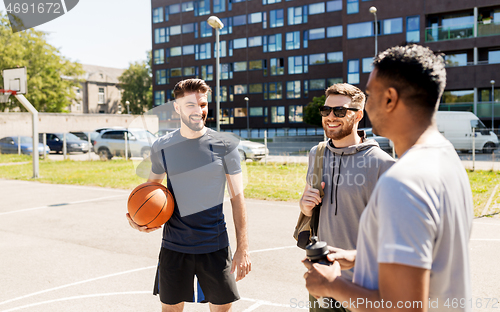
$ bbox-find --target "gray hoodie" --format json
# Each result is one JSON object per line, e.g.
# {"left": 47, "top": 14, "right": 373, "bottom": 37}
{"left": 306, "top": 132, "right": 395, "bottom": 280}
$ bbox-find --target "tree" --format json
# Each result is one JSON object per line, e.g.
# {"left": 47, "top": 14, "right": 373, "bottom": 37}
{"left": 118, "top": 51, "right": 152, "bottom": 114}
{"left": 303, "top": 95, "right": 325, "bottom": 127}
{"left": 0, "top": 13, "right": 84, "bottom": 112}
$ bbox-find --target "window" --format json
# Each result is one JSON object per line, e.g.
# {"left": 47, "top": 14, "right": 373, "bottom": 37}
{"left": 287, "top": 81, "right": 301, "bottom": 99}
{"left": 220, "top": 107, "right": 234, "bottom": 124}
{"left": 182, "top": 1, "right": 194, "bottom": 12}
{"left": 289, "top": 105, "right": 303, "bottom": 122}
{"left": 327, "top": 51, "right": 343, "bottom": 63}
{"left": 155, "top": 91, "right": 165, "bottom": 106}
{"left": 220, "top": 17, "right": 232, "bottom": 34}
{"left": 248, "top": 36, "right": 263, "bottom": 47}
{"left": 154, "top": 49, "right": 164, "bottom": 64}
{"left": 288, "top": 55, "right": 308, "bottom": 74}
{"left": 156, "top": 69, "right": 167, "bottom": 85}
{"left": 182, "top": 23, "right": 195, "bottom": 34}
{"left": 262, "top": 0, "right": 281, "bottom": 4}
{"left": 265, "top": 82, "right": 283, "bottom": 100}
{"left": 201, "top": 65, "right": 213, "bottom": 81}
{"left": 489, "top": 50, "right": 500, "bottom": 64}
{"left": 249, "top": 107, "right": 264, "bottom": 116}
{"left": 214, "top": 40, "right": 227, "bottom": 58}
{"left": 233, "top": 38, "right": 247, "bottom": 49}
{"left": 153, "top": 7, "right": 164, "bottom": 23}
{"left": 362, "top": 57, "right": 374, "bottom": 73}
{"left": 270, "top": 58, "right": 284, "bottom": 75}
{"left": 347, "top": 59, "right": 360, "bottom": 84}
{"left": 286, "top": 31, "right": 300, "bottom": 50}
{"left": 170, "top": 68, "right": 182, "bottom": 77}
{"left": 195, "top": 0, "right": 211, "bottom": 16}
{"left": 154, "top": 28, "right": 168, "bottom": 44}
{"left": 309, "top": 53, "right": 325, "bottom": 65}
{"left": 347, "top": 0, "right": 358, "bottom": 14}
{"left": 234, "top": 61, "right": 247, "bottom": 72}
{"left": 309, "top": 28, "right": 325, "bottom": 40}
{"left": 169, "top": 3, "right": 180, "bottom": 14}
{"left": 264, "top": 34, "right": 282, "bottom": 52}
{"left": 327, "top": 25, "right": 342, "bottom": 38}
{"left": 304, "top": 80, "right": 309, "bottom": 97}
{"left": 214, "top": 0, "right": 225, "bottom": 13}
{"left": 249, "top": 84, "right": 263, "bottom": 93}
{"left": 271, "top": 106, "right": 285, "bottom": 123}
{"left": 196, "top": 42, "right": 211, "bottom": 60}
{"left": 221, "top": 63, "right": 233, "bottom": 80}
{"left": 327, "top": 78, "right": 343, "bottom": 86}
{"left": 444, "top": 53, "right": 467, "bottom": 67}
{"left": 170, "top": 25, "right": 181, "bottom": 36}
{"left": 234, "top": 84, "right": 247, "bottom": 94}
{"left": 309, "top": 79, "right": 325, "bottom": 90}
{"left": 248, "top": 12, "right": 262, "bottom": 24}
{"left": 184, "top": 67, "right": 196, "bottom": 76}
{"left": 326, "top": 0, "right": 342, "bottom": 12}
{"left": 406, "top": 16, "right": 420, "bottom": 42}
{"left": 270, "top": 9, "right": 284, "bottom": 28}
{"left": 347, "top": 22, "right": 373, "bottom": 39}
{"left": 200, "top": 21, "right": 213, "bottom": 37}
{"left": 309, "top": 2, "right": 325, "bottom": 15}
{"left": 234, "top": 108, "right": 248, "bottom": 118}
{"left": 288, "top": 6, "right": 307, "bottom": 25}
{"left": 249, "top": 60, "right": 264, "bottom": 70}
{"left": 233, "top": 14, "right": 246, "bottom": 26}
{"left": 183, "top": 45, "right": 195, "bottom": 55}
{"left": 441, "top": 90, "right": 474, "bottom": 104}
{"left": 98, "top": 87, "right": 105, "bottom": 104}
{"left": 303, "top": 30, "right": 309, "bottom": 48}
{"left": 383, "top": 18, "right": 403, "bottom": 35}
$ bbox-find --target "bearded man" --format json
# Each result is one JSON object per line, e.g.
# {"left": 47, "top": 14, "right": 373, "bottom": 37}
{"left": 299, "top": 83, "right": 394, "bottom": 312}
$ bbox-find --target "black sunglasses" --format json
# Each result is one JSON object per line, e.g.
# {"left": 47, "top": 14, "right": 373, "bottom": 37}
{"left": 319, "top": 106, "right": 360, "bottom": 118}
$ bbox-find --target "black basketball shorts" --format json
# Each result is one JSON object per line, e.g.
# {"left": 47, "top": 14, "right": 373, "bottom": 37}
{"left": 153, "top": 246, "right": 240, "bottom": 305}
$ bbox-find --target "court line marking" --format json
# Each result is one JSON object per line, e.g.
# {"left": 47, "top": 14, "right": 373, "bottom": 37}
{"left": 0, "top": 194, "right": 127, "bottom": 216}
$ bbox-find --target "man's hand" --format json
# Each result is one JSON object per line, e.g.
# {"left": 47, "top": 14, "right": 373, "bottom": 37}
{"left": 302, "top": 258, "right": 341, "bottom": 299}
{"left": 327, "top": 247, "right": 357, "bottom": 270}
{"left": 230, "top": 248, "right": 251, "bottom": 281}
{"left": 300, "top": 182, "right": 325, "bottom": 216}
{"left": 126, "top": 213, "right": 162, "bottom": 233}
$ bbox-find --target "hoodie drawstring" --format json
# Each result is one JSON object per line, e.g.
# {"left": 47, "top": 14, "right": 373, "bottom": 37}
{"left": 331, "top": 152, "right": 344, "bottom": 215}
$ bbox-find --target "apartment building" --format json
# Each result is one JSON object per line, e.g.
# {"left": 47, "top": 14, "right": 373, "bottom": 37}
{"left": 151, "top": 0, "right": 500, "bottom": 137}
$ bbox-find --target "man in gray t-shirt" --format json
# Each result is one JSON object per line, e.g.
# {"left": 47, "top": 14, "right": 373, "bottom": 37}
{"left": 303, "top": 45, "right": 473, "bottom": 312}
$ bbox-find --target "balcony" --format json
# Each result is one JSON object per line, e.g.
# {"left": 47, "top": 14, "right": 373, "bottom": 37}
{"left": 477, "top": 102, "right": 500, "bottom": 119}
{"left": 478, "top": 21, "right": 500, "bottom": 37}
{"left": 425, "top": 24, "right": 474, "bottom": 42}
{"left": 438, "top": 102, "right": 474, "bottom": 112}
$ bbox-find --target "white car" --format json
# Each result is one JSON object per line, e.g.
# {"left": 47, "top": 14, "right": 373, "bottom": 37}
{"left": 93, "top": 128, "right": 156, "bottom": 160}
{"left": 227, "top": 133, "right": 269, "bottom": 161}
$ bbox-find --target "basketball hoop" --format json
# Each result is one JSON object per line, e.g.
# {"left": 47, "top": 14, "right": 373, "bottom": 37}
{"left": 0, "top": 90, "right": 16, "bottom": 103}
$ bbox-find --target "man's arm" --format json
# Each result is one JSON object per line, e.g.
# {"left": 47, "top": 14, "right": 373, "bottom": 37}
{"left": 303, "top": 260, "right": 430, "bottom": 312}
{"left": 226, "top": 172, "right": 251, "bottom": 281}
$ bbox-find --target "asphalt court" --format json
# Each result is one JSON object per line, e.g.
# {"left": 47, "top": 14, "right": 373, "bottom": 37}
{"left": 1, "top": 179, "right": 500, "bottom": 312}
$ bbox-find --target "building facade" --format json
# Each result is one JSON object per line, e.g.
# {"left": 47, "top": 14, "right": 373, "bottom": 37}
{"left": 151, "top": 0, "right": 500, "bottom": 138}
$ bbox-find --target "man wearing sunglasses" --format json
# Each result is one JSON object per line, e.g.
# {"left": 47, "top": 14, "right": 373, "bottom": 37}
{"left": 299, "top": 83, "right": 395, "bottom": 311}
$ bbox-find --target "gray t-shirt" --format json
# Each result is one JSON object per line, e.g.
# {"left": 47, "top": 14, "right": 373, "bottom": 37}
{"left": 353, "top": 139, "right": 473, "bottom": 311}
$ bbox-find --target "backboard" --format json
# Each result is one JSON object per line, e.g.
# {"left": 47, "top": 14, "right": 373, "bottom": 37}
{"left": 2, "top": 67, "right": 27, "bottom": 94}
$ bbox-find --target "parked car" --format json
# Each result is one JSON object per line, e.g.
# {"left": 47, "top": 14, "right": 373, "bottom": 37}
{"left": 93, "top": 128, "right": 157, "bottom": 160}
{"left": 360, "top": 128, "right": 392, "bottom": 152}
{"left": 39, "top": 133, "right": 91, "bottom": 153}
{"left": 156, "top": 128, "right": 177, "bottom": 137}
{"left": 70, "top": 131, "right": 100, "bottom": 144}
{"left": 227, "top": 132, "right": 269, "bottom": 161}
{"left": 0, "top": 136, "right": 50, "bottom": 156}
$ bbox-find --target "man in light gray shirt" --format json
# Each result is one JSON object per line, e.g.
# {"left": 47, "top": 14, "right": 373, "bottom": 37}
{"left": 303, "top": 45, "right": 473, "bottom": 312}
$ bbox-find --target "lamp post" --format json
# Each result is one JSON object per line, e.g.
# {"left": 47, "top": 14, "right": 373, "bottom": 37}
{"left": 207, "top": 16, "right": 224, "bottom": 132}
{"left": 369, "top": 6, "right": 378, "bottom": 57}
{"left": 491, "top": 80, "right": 496, "bottom": 132}
{"left": 244, "top": 97, "right": 250, "bottom": 138}
{"left": 125, "top": 100, "right": 130, "bottom": 114}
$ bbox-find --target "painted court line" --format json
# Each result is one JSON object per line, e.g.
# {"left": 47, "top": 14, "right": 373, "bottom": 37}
{"left": 0, "top": 194, "right": 127, "bottom": 216}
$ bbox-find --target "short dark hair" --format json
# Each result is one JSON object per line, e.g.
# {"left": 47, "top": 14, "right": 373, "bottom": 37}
{"left": 173, "top": 78, "right": 212, "bottom": 99}
{"left": 325, "top": 83, "right": 366, "bottom": 110}
{"left": 373, "top": 44, "right": 446, "bottom": 114}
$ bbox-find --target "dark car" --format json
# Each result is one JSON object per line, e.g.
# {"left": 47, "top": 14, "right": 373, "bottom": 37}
{"left": 0, "top": 136, "right": 50, "bottom": 155}
{"left": 39, "top": 133, "right": 91, "bottom": 153}
{"left": 360, "top": 128, "right": 392, "bottom": 152}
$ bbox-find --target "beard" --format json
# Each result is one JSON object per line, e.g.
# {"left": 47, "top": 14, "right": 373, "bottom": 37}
{"left": 323, "top": 115, "right": 355, "bottom": 141}
{"left": 180, "top": 111, "right": 207, "bottom": 132}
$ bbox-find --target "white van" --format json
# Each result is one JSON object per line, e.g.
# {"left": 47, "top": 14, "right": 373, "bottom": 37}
{"left": 436, "top": 112, "right": 498, "bottom": 153}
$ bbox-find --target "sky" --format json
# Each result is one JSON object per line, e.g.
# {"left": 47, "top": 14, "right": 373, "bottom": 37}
{"left": 0, "top": 0, "right": 152, "bottom": 69}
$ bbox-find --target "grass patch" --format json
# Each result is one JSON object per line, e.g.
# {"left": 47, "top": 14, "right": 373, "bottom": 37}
{"left": 0, "top": 155, "right": 498, "bottom": 216}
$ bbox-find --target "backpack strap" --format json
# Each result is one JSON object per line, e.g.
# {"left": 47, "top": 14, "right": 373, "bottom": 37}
{"left": 310, "top": 141, "right": 327, "bottom": 237}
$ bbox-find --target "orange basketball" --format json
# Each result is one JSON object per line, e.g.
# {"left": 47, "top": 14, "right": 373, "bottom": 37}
{"left": 128, "top": 182, "right": 175, "bottom": 228}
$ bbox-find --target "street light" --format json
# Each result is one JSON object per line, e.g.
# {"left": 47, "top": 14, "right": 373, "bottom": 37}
{"left": 125, "top": 100, "right": 130, "bottom": 114}
{"left": 207, "top": 16, "right": 224, "bottom": 132}
{"left": 244, "top": 97, "right": 250, "bottom": 138}
{"left": 491, "top": 80, "right": 496, "bottom": 132}
{"left": 369, "top": 6, "right": 378, "bottom": 57}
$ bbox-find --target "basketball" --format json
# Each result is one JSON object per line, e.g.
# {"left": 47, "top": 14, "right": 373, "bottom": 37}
{"left": 127, "top": 182, "right": 175, "bottom": 228}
